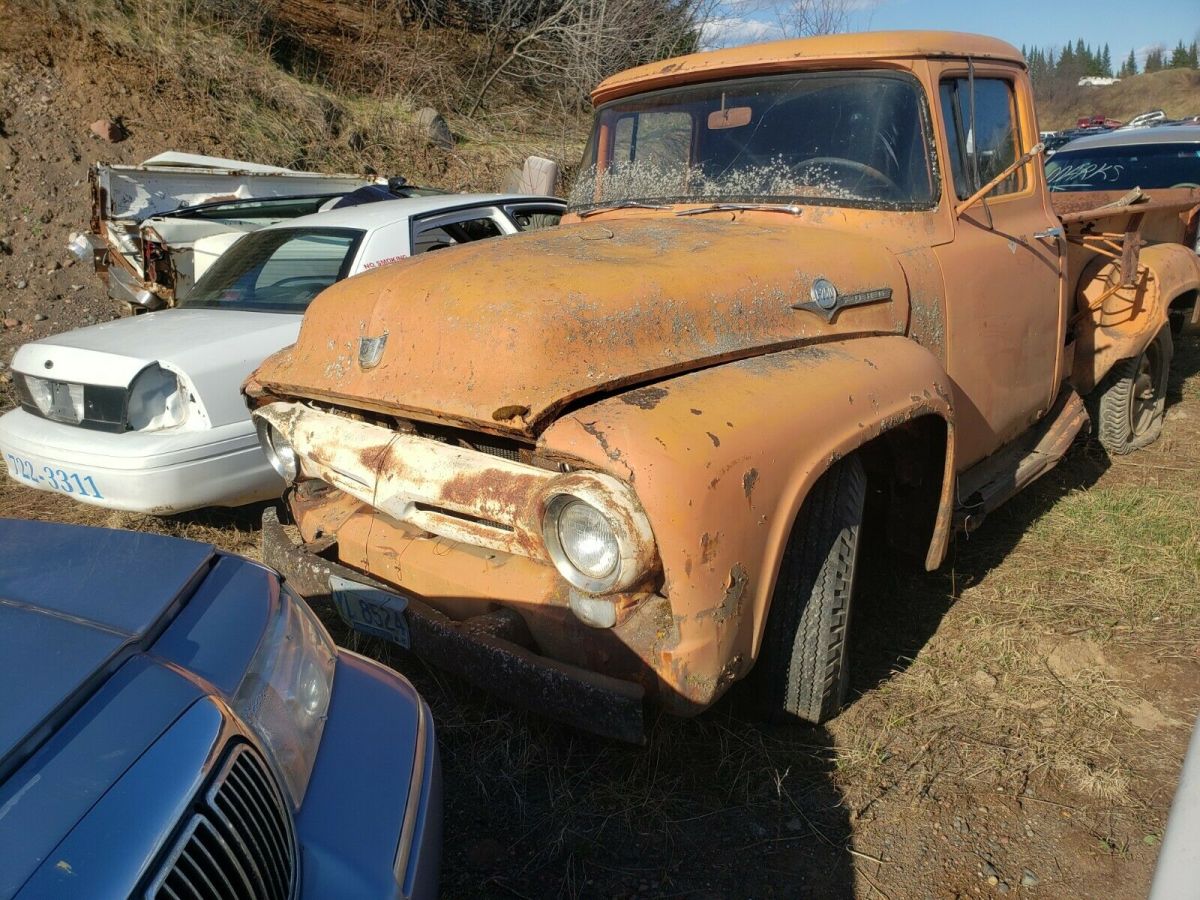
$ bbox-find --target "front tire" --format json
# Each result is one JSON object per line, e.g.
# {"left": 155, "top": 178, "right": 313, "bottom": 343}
{"left": 757, "top": 455, "right": 865, "bottom": 724}
{"left": 1094, "top": 327, "right": 1172, "bottom": 455}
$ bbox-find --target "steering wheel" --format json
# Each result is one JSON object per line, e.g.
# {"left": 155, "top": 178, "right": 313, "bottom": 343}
{"left": 1170, "top": 182, "right": 1200, "bottom": 189}
{"left": 792, "top": 157, "right": 900, "bottom": 195}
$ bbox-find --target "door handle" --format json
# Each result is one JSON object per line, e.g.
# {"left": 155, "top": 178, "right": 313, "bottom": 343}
{"left": 1033, "top": 226, "right": 1064, "bottom": 240}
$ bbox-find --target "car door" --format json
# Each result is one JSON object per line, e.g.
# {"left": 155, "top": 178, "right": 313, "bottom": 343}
{"left": 930, "top": 64, "right": 1067, "bottom": 468}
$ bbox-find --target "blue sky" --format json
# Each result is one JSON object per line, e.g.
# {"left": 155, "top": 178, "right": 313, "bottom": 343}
{"left": 704, "top": 0, "right": 1199, "bottom": 67}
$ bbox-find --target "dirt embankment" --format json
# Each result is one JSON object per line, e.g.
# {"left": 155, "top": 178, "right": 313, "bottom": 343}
{"left": 1037, "top": 68, "right": 1200, "bottom": 130}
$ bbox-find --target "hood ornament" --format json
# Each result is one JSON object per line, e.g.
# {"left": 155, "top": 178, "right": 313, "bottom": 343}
{"left": 791, "top": 279, "right": 892, "bottom": 323}
{"left": 358, "top": 332, "right": 388, "bottom": 369}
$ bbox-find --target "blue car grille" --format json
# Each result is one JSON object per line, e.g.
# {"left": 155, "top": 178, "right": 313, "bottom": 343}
{"left": 147, "top": 742, "right": 297, "bottom": 900}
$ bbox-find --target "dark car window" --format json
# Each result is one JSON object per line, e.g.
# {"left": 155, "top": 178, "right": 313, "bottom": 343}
{"left": 940, "top": 77, "right": 1024, "bottom": 201}
{"left": 506, "top": 205, "right": 563, "bottom": 231}
{"left": 180, "top": 227, "right": 364, "bottom": 313}
{"left": 412, "top": 215, "right": 503, "bottom": 254}
{"left": 1046, "top": 143, "right": 1200, "bottom": 191}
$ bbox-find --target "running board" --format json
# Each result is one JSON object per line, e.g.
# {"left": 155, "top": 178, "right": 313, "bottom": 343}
{"left": 954, "top": 389, "right": 1090, "bottom": 533}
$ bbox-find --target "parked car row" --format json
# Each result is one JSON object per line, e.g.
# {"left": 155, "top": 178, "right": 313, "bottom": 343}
{"left": 3, "top": 191, "right": 564, "bottom": 513}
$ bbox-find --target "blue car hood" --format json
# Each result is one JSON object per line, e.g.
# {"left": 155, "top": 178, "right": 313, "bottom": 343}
{"left": 0, "top": 519, "right": 216, "bottom": 779}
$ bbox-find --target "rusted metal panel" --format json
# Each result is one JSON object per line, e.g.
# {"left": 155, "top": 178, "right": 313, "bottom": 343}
{"left": 591, "top": 32, "right": 1025, "bottom": 105}
{"left": 261, "top": 508, "right": 648, "bottom": 742}
{"left": 254, "top": 401, "right": 657, "bottom": 586}
{"left": 251, "top": 215, "right": 912, "bottom": 438}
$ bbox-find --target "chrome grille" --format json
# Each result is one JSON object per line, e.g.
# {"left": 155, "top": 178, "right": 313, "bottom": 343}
{"left": 148, "top": 743, "right": 296, "bottom": 900}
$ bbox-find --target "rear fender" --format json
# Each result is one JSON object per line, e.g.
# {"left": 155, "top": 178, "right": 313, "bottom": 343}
{"left": 1073, "top": 244, "right": 1200, "bottom": 393}
{"left": 540, "top": 336, "right": 955, "bottom": 699}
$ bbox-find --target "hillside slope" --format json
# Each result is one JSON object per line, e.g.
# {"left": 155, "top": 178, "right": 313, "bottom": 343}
{"left": 1038, "top": 68, "right": 1200, "bottom": 130}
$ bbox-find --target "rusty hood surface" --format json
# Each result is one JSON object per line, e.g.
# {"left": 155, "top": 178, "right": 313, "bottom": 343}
{"left": 251, "top": 214, "right": 910, "bottom": 437}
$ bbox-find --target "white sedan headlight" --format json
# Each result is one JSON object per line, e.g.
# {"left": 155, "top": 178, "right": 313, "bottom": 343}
{"left": 127, "top": 364, "right": 188, "bottom": 431}
{"left": 233, "top": 586, "right": 337, "bottom": 807}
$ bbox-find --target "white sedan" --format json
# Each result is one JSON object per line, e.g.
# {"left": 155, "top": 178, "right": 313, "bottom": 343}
{"left": 1, "top": 193, "right": 564, "bottom": 513}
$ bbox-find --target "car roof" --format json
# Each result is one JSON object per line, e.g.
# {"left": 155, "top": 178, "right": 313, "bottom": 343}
{"left": 262, "top": 193, "right": 564, "bottom": 232}
{"left": 593, "top": 31, "right": 1025, "bottom": 105}
{"left": 1058, "top": 124, "right": 1200, "bottom": 152}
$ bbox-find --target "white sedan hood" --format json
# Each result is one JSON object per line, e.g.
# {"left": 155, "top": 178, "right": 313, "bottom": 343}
{"left": 12, "top": 309, "right": 301, "bottom": 427}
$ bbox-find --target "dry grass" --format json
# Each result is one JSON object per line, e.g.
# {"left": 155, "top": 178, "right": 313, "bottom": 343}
{"left": 1037, "top": 68, "right": 1200, "bottom": 130}
{"left": 28, "top": 0, "right": 589, "bottom": 191}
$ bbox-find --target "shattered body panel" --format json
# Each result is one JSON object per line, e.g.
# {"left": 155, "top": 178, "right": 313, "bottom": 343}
{"left": 248, "top": 32, "right": 1200, "bottom": 737}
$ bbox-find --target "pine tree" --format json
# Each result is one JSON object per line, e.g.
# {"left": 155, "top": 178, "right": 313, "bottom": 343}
{"left": 1190, "top": 41, "right": 1199, "bottom": 68}
{"left": 1119, "top": 48, "right": 1137, "bottom": 78}
{"left": 1170, "top": 40, "right": 1190, "bottom": 68}
{"left": 1144, "top": 46, "right": 1164, "bottom": 73}
{"left": 1101, "top": 43, "right": 1112, "bottom": 77}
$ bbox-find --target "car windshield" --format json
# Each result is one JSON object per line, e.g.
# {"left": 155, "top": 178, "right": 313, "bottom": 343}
{"left": 181, "top": 227, "right": 364, "bottom": 313}
{"left": 569, "top": 71, "right": 937, "bottom": 212}
{"left": 1045, "top": 143, "right": 1200, "bottom": 191}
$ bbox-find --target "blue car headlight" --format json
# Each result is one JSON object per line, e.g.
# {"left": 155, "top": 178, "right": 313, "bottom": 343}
{"left": 233, "top": 586, "right": 337, "bottom": 807}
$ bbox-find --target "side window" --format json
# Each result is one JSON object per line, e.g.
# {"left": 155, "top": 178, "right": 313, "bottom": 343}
{"left": 507, "top": 205, "right": 563, "bottom": 231}
{"left": 412, "top": 215, "right": 503, "bottom": 255}
{"left": 939, "top": 77, "right": 1023, "bottom": 201}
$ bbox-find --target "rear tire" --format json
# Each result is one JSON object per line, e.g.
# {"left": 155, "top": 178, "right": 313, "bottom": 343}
{"left": 1093, "top": 327, "right": 1172, "bottom": 455}
{"left": 757, "top": 455, "right": 865, "bottom": 724}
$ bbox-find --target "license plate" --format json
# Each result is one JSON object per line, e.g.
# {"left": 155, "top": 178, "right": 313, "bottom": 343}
{"left": 330, "top": 575, "right": 411, "bottom": 648}
{"left": 4, "top": 451, "right": 105, "bottom": 499}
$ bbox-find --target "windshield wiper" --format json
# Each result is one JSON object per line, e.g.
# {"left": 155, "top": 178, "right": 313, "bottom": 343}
{"left": 675, "top": 203, "right": 803, "bottom": 217}
{"left": 577, "top": 201, "right": 674, "bottom": 218}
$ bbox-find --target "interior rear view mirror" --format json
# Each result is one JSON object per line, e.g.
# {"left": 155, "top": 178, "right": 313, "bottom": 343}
{"left": 707, "top": 107, "right": 751, "bottom": 130}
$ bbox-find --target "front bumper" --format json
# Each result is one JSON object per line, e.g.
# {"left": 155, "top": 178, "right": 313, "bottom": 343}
{"left": 298, "top": 650, "right": 442, "bottom": 900}
{"left": 262, "top": 508, "right": 647, "bottom": 743}
{"left": 0, "top": 407, "right": 283, "bottom": 513}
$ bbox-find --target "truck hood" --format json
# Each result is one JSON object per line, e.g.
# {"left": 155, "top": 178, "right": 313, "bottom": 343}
{"left": 252, "top": 215, "right": 910, "bottom": 436}
{"left": 0, "top": 520, "right": 215, "bottom": 779}
{"left": 14, "top": 309, "right": 301, "bottom": 427}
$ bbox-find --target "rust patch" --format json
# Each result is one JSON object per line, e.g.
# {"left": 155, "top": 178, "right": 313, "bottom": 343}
{"left": 699, "top": 531, "right": 719, "bottom": 565}
{"left": 699, "top": 563, "right": 749, "bottom": 623}
{"left": 742, "top": 467, "right": 759, "bottom": 504}
{"left": 620, "top": 386, "right": 670, "bottom": 409}
{"left": 581, "top": 419, "right": 623, "bottom": 465}
{"left": 706, "top": 431, "right": 720, "bottom": 447}
{"left": 493, "top": 404, "right": 531, "bottom": 422}
{"left": 690, "top": 408, "right": 702, "bottom": 415}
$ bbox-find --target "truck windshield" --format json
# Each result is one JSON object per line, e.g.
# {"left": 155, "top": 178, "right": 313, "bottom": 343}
{"left": 570, "top": 71, "right": 937, "bottom": 212}
{"left": 1045, "top": 143, "right": 1200, "bottom": 192}
{"left": 181, "top": 227, "right": 364, "bottom": 313}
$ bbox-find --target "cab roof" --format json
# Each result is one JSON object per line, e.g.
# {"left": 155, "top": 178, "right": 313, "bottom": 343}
{"left": 592, "top": 31, "right": 1025, "bottom": 105}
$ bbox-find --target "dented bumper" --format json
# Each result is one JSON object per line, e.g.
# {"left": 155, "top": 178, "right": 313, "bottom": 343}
{"left": 260, "top": 507, "right": 647, "bottom": 743}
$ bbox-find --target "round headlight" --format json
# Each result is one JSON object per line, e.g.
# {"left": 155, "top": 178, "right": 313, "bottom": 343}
{"left": 256, "top": 418, "right": 299, "bottom": 482}
{"left": 544, "top": 494, "right": 620, "bottom": 590}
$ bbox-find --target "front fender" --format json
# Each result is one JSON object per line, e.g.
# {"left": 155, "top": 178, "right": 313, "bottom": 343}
{"left": 1073, "top": 244, "right": 1200, "bottom": 393}
{"left": 540, "top": 336, "right": 955, "bottom": 707}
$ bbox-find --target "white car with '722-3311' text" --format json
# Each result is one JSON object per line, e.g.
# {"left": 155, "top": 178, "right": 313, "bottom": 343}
{"left": 1, "top": 192, "right": 564, "bottom": 513}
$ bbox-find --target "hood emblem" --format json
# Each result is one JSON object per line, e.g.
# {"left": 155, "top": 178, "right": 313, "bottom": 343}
{"left": 358, "top": 332, "right": 388, "bottom": 369}
{"left": 791, "top": 280, "right": 892, "bottom": 323}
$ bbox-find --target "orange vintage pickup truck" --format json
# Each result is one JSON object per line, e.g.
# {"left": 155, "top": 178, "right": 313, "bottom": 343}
{"left": 245, "top": 32, "right": 1200, "bottom": 741}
